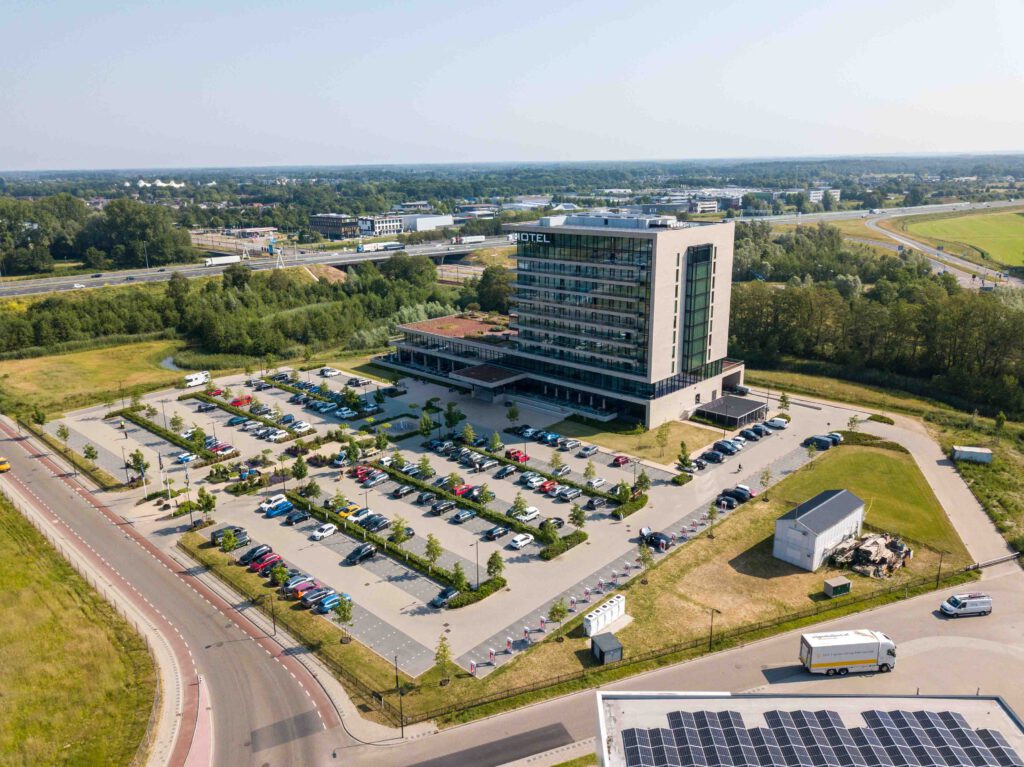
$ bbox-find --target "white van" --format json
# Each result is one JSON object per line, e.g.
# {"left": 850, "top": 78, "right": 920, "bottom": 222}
{"left": 765, "top": 417, "right": 789, "bottom": 430}
{"left": 940, "top": 592, "right": 992, "bottom": 618}
{"left": 184, "top": 370, "right": 211, "bottom": 388}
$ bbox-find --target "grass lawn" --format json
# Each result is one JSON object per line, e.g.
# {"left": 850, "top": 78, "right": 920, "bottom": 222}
{"left": 323, "top": 350, "right": 397, "bottom": 383}
{"left": 0, "top": 339, "right": 188, "bottom": 415}
{"left": 465, "top": 245, "right": 516, "bottom": 268}
{"left": 552, "top": 755, "right": 597, "bottom": 767}
{"left": 0, "top": 496, "right": 156, "bottom": 766}
{"left": 549, "top": 418, "right": 720, "bottom": 465}
{"left": 898, "top": 207, "right": 1024, "bottom": 267}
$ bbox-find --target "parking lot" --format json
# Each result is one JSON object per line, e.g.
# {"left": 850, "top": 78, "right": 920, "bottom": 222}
{"left": 56, "top": 364, "right": 844, "bottom": 675}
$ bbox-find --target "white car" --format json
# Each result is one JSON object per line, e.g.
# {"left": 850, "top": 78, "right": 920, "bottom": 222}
{"left": 525, "top": 476, "right": 544, "bottom": 490}
{"left": 269, "top": 429, "right": 289, "bottom": 441}
{"left": 337, "top": 408, "right": 357, "bottom": 418}
{"left": 765, "top": 418, "right": 789, "bottom": 430}
{"left": 515, "top": 506, "right": 540, "bottom": 523}
{"left": 730, "top": 435, "right": 747, "bottom": 446}
{"left": 259, "top": 494, "right": 287, "bottom": 512}
{"left": 586, "top": 477, "right": 606, "bottom": 489}
{"left": 292, "top": 422, "right": 312, "bottom": 434}
{"left": 311, "top": 523, "right": 337, "bottom": 541}
{"left": 509, "top": 533, "right": 535, "bottom": 550}
{"left": 72, "top": 283, "right": 86, "bottom": 289}
{"left": 320, "top": 367, "right": 341, "bottom": 377}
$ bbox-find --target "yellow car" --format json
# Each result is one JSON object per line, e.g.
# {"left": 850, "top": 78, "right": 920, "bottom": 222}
{"left": 0, "top": 458, "right": 10, "bottom": 473}
{"left": 336, "top": 503, "right": 361, "bottom": 519}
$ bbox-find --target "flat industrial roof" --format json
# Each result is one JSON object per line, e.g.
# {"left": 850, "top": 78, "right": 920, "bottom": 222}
{"left": 400, "top": 315, "right": 514, "bottom": 340}
{"left": 597, "top": 693, "right": 1024, "bottom": 767}
{"left": 695, "top": 395, "right": 767, "bottom": 420}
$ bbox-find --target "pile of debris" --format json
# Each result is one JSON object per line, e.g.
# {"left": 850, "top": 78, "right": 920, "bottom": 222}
{"left": 830, "top": 533, "right": 913, "bottom": 578}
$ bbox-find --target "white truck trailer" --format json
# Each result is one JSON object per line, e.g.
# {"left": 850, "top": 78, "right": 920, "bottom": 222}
{"left": 451, "top": 235, "right": 486, "bottom": 244}
{"left": 204, "top": 255, "right": 241, "bottom": 267}
{"left": 799, "top": 629, "right": 896, "bottom": 676}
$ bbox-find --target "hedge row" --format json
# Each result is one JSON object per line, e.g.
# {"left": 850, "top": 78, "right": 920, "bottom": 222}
{"left": 110, "top": 408, "right": 227, "bottom": 465}
{"left": 836, "top": 431, "right": 909, "bottom": 453}
{"left": 22, "top": 420, "right": 123, "bottom": 491}
{"left": 178, "top": 392, "right": 301, "bottom": 441}
{"left": 867, "top": 413, "right": 896, "bottom": 425}
{"left": 447, "top": 576, "right": 507, "bottom": 608}
{"left": 284, "top": 491, "right": 504, "bottom": 607}
{"left": 370, "top": 461, "right": 547, "bottom": 542}
{"left": 612, "top": 493, "right": 649, "bottom": 520}
{"left": 539, "top": 529, "right": 589, "bottom": 560}
{"left": 671, "top": 472, "right": 693, "bottom": 486}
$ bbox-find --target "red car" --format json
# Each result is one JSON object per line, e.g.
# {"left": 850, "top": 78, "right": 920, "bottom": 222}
{"left": 352, "top": 466, "right": 372, "bottom": 479}
{"left": 612, "top": 455, "right": 631, "bottom": 467}
{"left": 538, "top": 479, "right": 557, "bottom": 494}
{"left": 231, "top": 395, "right": 253, "bottom": 407}
{"left": 209, "top": 388, "right": 224, "bottom": 396}
{"left": 453, "top": 484, "right": 473, "bottom": 497}
{"left": 505, "top": 450, "right": 529, "bottom": 463}
{"left": 250, "top": 553, "right": 282, "bottom": 573}
{"left": 504, "top": 449, "right": 520, "bottom": 459}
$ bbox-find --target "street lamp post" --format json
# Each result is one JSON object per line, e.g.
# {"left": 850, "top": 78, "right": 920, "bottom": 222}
{"left": 184, "top": 472, "right": 193, "bottom": 527}
{"left": 475, "top": 541, "right": 480, "bottom": 589}
{"left": 394, "top": 655, "right": 405, "bottom": 739}
{"left": 256, "top": 594, "right": 277, "bottom": 636}
{"left": 120, "top": 445, "right": 130, "bottom": 484}
{"left": 708, "top": 607, "right": 721, "bottom": 652}
{"left": 935, "top": 550, "right": 945, "bottom": 588}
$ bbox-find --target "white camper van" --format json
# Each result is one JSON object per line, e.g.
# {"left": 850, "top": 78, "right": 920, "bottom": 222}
{"left": 184, "top": 371, "right": 211, "bottom": 388}
{"left": 940, "top": 592, "right": 992, "bottom": 618}
{"left": 799, "top": 629, "right": 896, "bottom": 676}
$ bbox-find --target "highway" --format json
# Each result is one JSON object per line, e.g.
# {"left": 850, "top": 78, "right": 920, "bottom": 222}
{"left": 0, "top": 420, "right": 341, "bottom": 767}
{"left": 0, "top": 236, "right": 509, "bottom": 298}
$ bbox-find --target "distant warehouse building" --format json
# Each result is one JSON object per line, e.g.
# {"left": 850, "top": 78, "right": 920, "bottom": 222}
{"left": 773, "top": 490, "right": 865, "bottom": 572}
{"left": 358, "top": 215, "right": 404, "bottom": 236}
{"left": 309, "top": 214, "right": 358, "bottom": 240}
{"left": 400, "top": 214, "right": 454, "bottom": 232}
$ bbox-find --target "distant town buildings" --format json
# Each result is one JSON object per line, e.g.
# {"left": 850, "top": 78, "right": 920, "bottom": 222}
{"left": 309, "top": 214, "right": 359, "bottom": 240}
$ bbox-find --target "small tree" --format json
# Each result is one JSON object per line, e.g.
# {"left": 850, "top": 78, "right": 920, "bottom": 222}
{"left": 220, "top": 529, "right": 237, "bottom": 552}
{"left": 129, "top": 448, "right": 149, "bottom": 478}
{"left": 478, "top": 483, "right": 494, "bottom": 504}
{"left": 506, "top": 403, "right": 520, "bottom": 427}
{"left": 391, "top": 515, "right": 410, "bottom": 546}
{"left": 169, "top": 413, "right": 184, "bottom": 434}
{"left": 486, "top": 551, "right": 505, "bottom": 579}
{"left": 461, "top": 422, "right": 476, "bottom": 445}
{"left": 271, "top": 563, "right": 289, "bottom": 586}
{"left": 655, "top": 422, "right": 670, "bottom": 457}
{"left": 635, "top": 469, "right": 652, "bottom": 494}
{"left": 583, "top": 460, "right": 597, "bottom": 481}
{"left": 677, "top": 439, "right": 691, "bottom": 468}
{"left": 82, "top": 444, "right": 98, "bottom": 464}
{"left": 637, "top": 540, "right": 654, "bottom": 571}
{"left": 549, "top": 451, "right": 564, "bottom": 471}
{"left": 488, "top": 432, "right": 502, "bottom": 452}
{"left": 511, "top": 491, "right": 529, "bottom": 516}
{"left": 196, "top": 486, "right": 216, "bottom": 519}
{"left": 291, "top": 455, "right": 308, "bottom": 481}
{"left": 759, "top": 467, "right": 773, "bottom": 499}
{"left": 806, "top": 442, "right": 818, "bottom": 462}
{"left": 451, "top": 562, "right": 469, "bottom": 591}
{"left": 373, "top": 389, "right": 386, "bottom": 405}
{"left": 345, "top": 438, "right": 361, "bottom": 464}
{"left": 374, "top": 431, "right": 389, "bottom": 452}
{"left": 391, "top": 446, "right": 404, "bottom": 466}
{"left": 424, "top": 534, "right": 443, "bottom": 573}
{"left": 778, "top": 392, "right": 790, "bottom": 413}
{"left": 130, "top": 390, "right": 143, "bottom": 410}
{"left": 145, "top": 405, "right": 158, "bottom": 419}
{"left": 333, "top": 597, "right": 353, "bottom": 638}
{"left": 995, "top": 411, "right": 1007, "bottom": 431}
{"left": 706, "top": 501, "right": 719, "bottom": 538}
{"left": 548, "top": 598, "right": 569, "bottom": 631}
{"left": 302, "top": 479, "right": 322, "bottom": 499}
{"left": 435, "top": 634, "right": 452, "bottom": 683}
{"left": 31, "top": 406, "right": 46, "bottom": 427}
{"left": 616, "top": 481, "right": 632, "bottom": 503}
{"left": 56, "top": 423, "right": 70, "bottom": 453}
{"left": 417, "top": 454, "right": 433, "bottom": 477}
{"left": 418, "top": 412, "right": 434, "bottom": 438}
{"left": 444, "top": 402, "right": 465, "bottom": 431}
{"left": 190, "top": 426, "right": 207, "bottom": 451}
{"left": 569, "top": 503, "right": 587, "bottom": 530}
{"left": 447, "top": 471, "right": 463, "bottom": 488}
{"left": 847, "top": 415, "right": 859, "bottom": 432}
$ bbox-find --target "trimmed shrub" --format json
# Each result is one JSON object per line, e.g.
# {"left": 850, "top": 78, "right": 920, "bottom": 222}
{"left": 539, "top": 530, "right": 589, "bottom": 560}
{"left": 447, "top": 577, "right": 507, "bottom": 608}
{"left": 671, "top": 473, "right": 693, "bottom": 486}
{"left": 867, "top": 413, "right": 896, "bottom": 425}
{"left": 612, "top": 493, "right": 649, "bottom": 520}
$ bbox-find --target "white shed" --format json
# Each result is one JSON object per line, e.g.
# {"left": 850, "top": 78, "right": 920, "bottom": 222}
{"left": 773, "top": 490, "right": 865, "bottom": 572}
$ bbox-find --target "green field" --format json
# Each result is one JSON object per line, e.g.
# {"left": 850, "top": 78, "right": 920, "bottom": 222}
{"left": 0, "top": 496, "right": 156, "bottom": 765}
{"left": 548, "top": 418, "right": 720, "bottom": 465}
{"left": 900, "top": 208, "right": 1024, "bottom": 267}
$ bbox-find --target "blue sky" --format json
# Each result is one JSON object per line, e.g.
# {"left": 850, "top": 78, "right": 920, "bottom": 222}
{"left": 2, "top": 0, "right": 1023, "bottom": 170}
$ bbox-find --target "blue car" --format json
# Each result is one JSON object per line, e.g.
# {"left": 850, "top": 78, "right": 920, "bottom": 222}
{"left": 264, "top": 500, "right": 295, "bottom": 518}
{"left": 315, "top": 592, "right": 352, "bottom": 614}
{"left": 278, "top": 413, "right": 295, "bottom": 426}
{"left": 227, "top": 415, "right": 247, "bottom": 426}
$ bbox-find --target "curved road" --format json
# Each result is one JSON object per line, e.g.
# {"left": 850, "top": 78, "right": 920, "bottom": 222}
{"left": 0, "top": 420, "right": 340, "bottom": 767}
{"left": 0, "top": 237, "right": 508, "bottom": 299}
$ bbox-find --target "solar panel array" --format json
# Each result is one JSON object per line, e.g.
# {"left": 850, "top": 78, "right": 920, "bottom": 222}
{"left": 620, "top": 710, "right": 1024, "bottom": 767}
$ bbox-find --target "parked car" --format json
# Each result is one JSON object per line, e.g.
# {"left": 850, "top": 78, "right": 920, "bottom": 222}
{"left": 558, "top": 487, "right": 582, "bottom": 501}
{"left": 509, "top": 533, "right": 535, "bottom": 550}
{"left": 284, "top": 509, "right": 311, "bottom": 526}
{"left": 452, "top": 484, "right": 474, "bottom": 497}
{"left": 739, "top": 428, "right": 761, "bottom": 442}
{"left": 311, "top": 523, "right": 337, "bottom": 541}
{"left": 196, "top": 402, "right": 217, "bottom": 413}
{"left": 587, "top": 477, "right": 606, "bottom": 489}
{"left": 801, "top": 435, "right": 834, "bottom": 451}
{"left": 524, "top": 476, "right": 544, "bottom": 490}
{"left": 239, "top": 544, "right": 271, "bottom": 565}
{"left": 226, "top": 415, "right": 247, "bottom": 426}
{"left": 507, "top": 450, "right": 530, "bottom": 463}
{"left": 731, "top": 435, "right": 747, "bottom": 447}
{"left": 495, "top": 464, "right": 517, "bottom": 480}
{"left": 452, "top": 509, "right": 477, "bottom": 524}
{"left": 519, "top": 471, "right": 540, "bottom": 485}
{"left": 264, "top": 500, "right": 294, "bottom": 518}
{"left": 259, "top": 494, "right": 287, "bottom": 512}
{"left": 538, "top": 479, "right": 557, "bottom": 494}
{"left": 417, "top": 491, "right": 437, "bottom": 505}
{"left": 176, "top": 452, "right": 198, "bottom": 464}
{"left": 514, "top": 506, "right": 540, "bottom": 523}
{"left": 316, "top": 593, "right": 349, "bottom": 614}
{"left": 645, "top": 531, "right": 672, "bottom": 550}
{"left": 363, "top": 474, "right": 388, "bottom": 488}
{"left": 765, "top": 417, "right": 789, "bottom": 430}
{"left": 348, "top": 507, "right": 373, "bottom": 524}
{"left": 701, "top": 450, "right": 725, "bottom": 464}
{"left": 250, "top": 553, "right": 282, "bottom": 573}
{"left": 321, "top": 367, "right": 341, "bottom": 377}
{"left": 210, "top": 526, "right": 246, "bottom": 546}
{"left": 612, "top": 455, "right": 631, "bottom": 467}
{"left": 392, "top": 485, "right": 415, "bottom": 499}
{"left": 552, "top": 464, "right": 571, "bottom": 477}
{"left": 388, "top": 526, "right": 415, "bottom": 542}
{"left": 429, "top": 587, "right": 460, "bottom": 609}
{"left": 430, "top": 499, "right": 456, "bottom": 515}
{"left": 751, "top": 424, "right": 771, "bottom": 438}
{"left": 545, "top": 483, "right": 565, "bottom": 498}
{"left": 484, "top": 525, "right": 510, "bottom": 540}
{"left": 940, "top": 592, "right": 992, "bottom": 618}
{"left": 231, "top": 396, "right": 252, "bottom": 407}
{"left": 366, "top": 516, "right": 391, "bottom": 533}
{"left": 301, "top": 588, "right": 336, "bottom": 608}
{"left": 714, "top": 440, "right": 739, "bottom": 456}
{"left": 715, "top": 495, "right": 739, "bottom": 510}
{"left": 547, "top": 517, "right": 565, "bottom": 529}
{"left": 578, "top": 444, "right": 599, "bottom": 458}
{"left": 586, "top": 497, "right": 607, "bottom": 511}
{"left": 345, "top": 543, "right": 376, "bottom": 565}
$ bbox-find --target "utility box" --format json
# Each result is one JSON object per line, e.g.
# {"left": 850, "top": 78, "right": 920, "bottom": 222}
{"left": 824, "top": 576, "right": 852, "bottom": 598}
{"left": 591, "top": 633, "right": 623, "bottom": 665}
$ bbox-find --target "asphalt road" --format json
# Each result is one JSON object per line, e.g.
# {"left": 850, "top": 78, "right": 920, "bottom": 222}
{"left": 0, "top": 422, "right": 340, "bottom": 767}
{"left": 0, "top": 236, "right": 509, "bottom": 298}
